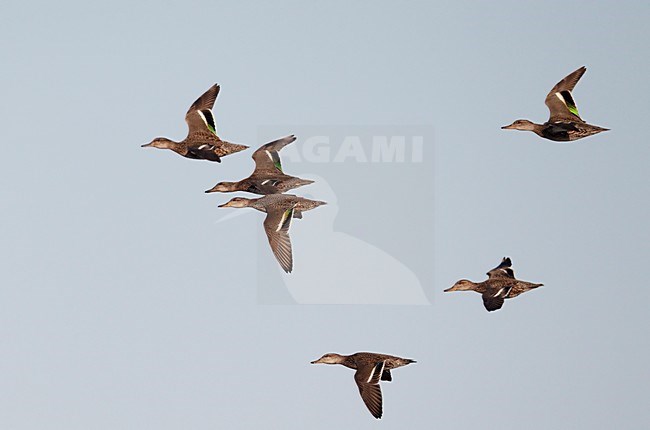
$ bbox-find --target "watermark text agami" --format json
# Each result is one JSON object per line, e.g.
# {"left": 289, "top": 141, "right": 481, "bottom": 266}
{"left": 282, "top": 135, "right": 424, "bottom": 163}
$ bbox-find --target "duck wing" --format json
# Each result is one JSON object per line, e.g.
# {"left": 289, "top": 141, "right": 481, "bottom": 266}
{"left": 186, "top": 143, "right": 222, "bottom": 162}
{"left": 252, "top": 135, "right": 297, "bottom": 174}
{"left": 381, "top": 369, "right": 392, "bottom": 382}
{"left": 354, "top": 361, "right": 385, "bottom": 419}
{"left": 185, "top": 84, "right": 221, "bottom": 137}
{"left": 545, "top": 66, "right": 586, "bottom": 123}
{"left": 486, "top": 257, "right": 515, "bottom": 279}
{"left": 262, "top": 205, "right": 294, "bottom": 273}
{"left": 481, "top": 282, "right": 513, "bottom": 312}
{"left": 482, "top": 294, "right": 506, "bottom": 312}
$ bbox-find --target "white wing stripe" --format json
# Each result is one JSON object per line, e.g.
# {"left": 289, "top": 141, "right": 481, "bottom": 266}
{"left": 276, "top": 209, "right": 292, "bottom": 232}
{"left": 197, "top": 110, "right": 208, "bottom": 127}
{"left": 367, "top": 361, "right": 385, "bottom": 384}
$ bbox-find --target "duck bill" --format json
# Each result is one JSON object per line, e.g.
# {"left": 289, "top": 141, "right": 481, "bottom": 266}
{"left": 218, "top": 202, "right": 231, "bottom": 208}
{"left": 501, "top": 124, "right": 515, "bottom": 130}
{"left": 443, "top": 286, "right": 454, "bottom": 292}
{"left": 141, "top": 142, "right": 153, "bottom": 147}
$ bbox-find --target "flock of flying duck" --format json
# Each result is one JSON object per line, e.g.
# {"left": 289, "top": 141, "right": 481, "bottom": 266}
{"left": 142, "top": 84, "right": 325, "bottom": 273}
{"left": 142, "top": 67, "right": 608, "bottom": 419}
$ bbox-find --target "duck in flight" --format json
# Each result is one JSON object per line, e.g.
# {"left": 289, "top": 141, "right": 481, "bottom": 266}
{"left": 218, "top": 194, "right": 326, "bottom": 273}
{"left": 142, "top": 84, "right": 247, "bottom": 161}
{"left": 502, "top": 66, "right": 609, "bottom": 141}
{"left": 445, "top": 257, "right": 543, "bottom": 312}
{"left": 311, "top": 352, "right": 416, "bottom": 419}
{"left": 205, "top": 135, "right": 313, "bottom": 195}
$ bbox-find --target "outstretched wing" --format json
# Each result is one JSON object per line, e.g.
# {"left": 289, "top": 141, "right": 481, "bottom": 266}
{"left": 487, "top": 257, "right": 515, "bottom": 279}
{"left": 252, "top": 135, "right": 297, "bottom": 174}
{"left": 482, "top": 293, "right": 506, "bottom": 312}
{"left": 186, "top": 143, "right": 221, "bottom": 162}
{"left": 262, "top": 206, "right": 294, "bottom": 273}
{"left": 354, "top": 361, "right": 385, "bottom": 419}
{"left": 185, "top": 84, "right": 221, "bottom": 137}
{"left": 545, "top": 66, "right": 586, "bottom": 123}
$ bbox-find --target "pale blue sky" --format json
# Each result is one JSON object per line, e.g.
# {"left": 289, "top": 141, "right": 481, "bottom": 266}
{"left": 1, "top": 1, "right": 649, "bottom": 428}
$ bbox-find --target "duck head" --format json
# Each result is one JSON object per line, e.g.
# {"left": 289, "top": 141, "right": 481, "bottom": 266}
{"left": 311, "top": 353, "right": 345, "bottom": 365}
{"left": 444, "top": 279, "right": 476, "bottom": 292}
{"left": 218, "top": 197, "right": 252, "bottom": 208}
{"left": 501, "top": 119, "right": 537, "bottom": 131}
{"left": 141, "top": 137, "right": 175, "bottom": 149}
{"left": 205, "top": 182, "right": 237, "bottom": 193}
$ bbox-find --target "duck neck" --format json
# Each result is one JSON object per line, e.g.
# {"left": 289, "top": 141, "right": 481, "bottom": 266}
{"left": 531, "top": 123, "right": 548, "bottom": 137}
{"left": 339, "top": 355, "right": 358, "bottom": 370}
{"left": 247, "top": 198, "right": 267, "bottom": 212}
{"left": 471, "top": 281, "right": 489, "bottom": 294}
{"left": 164, "top": 139, "right": 186, "bottom": 155}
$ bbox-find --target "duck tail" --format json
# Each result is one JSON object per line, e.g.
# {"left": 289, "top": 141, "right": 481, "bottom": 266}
{"left": 222, "top": 141, "right": 249, "bottom": 154}
{"left": 295, "top": 178, "right": 315, "bottom": 187}
{"left": 286, "top": 177, "right": 315, "bottom": 191}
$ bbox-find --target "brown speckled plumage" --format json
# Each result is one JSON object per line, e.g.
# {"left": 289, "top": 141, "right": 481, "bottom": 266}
{"left": 142, "top": 84, "right": 248, "bottom": 161}
{"left": 502, "top": 67, "right": 609, "bottom": 141}
{"left": 445, "top": 257, "right": 543, "bottom": 312}
{"left": 218, "top": 194, "right": 326, "bottom": 273}
{"left": 205, "top": 135, "right": 313, "bottom": 194}
{"left": 311, "top": 352, "right": 416, "bottom": 419}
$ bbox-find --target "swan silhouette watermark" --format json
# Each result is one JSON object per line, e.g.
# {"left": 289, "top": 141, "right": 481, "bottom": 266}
{"left": 236, "top": 125, "right": 435, "bottom": 305}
